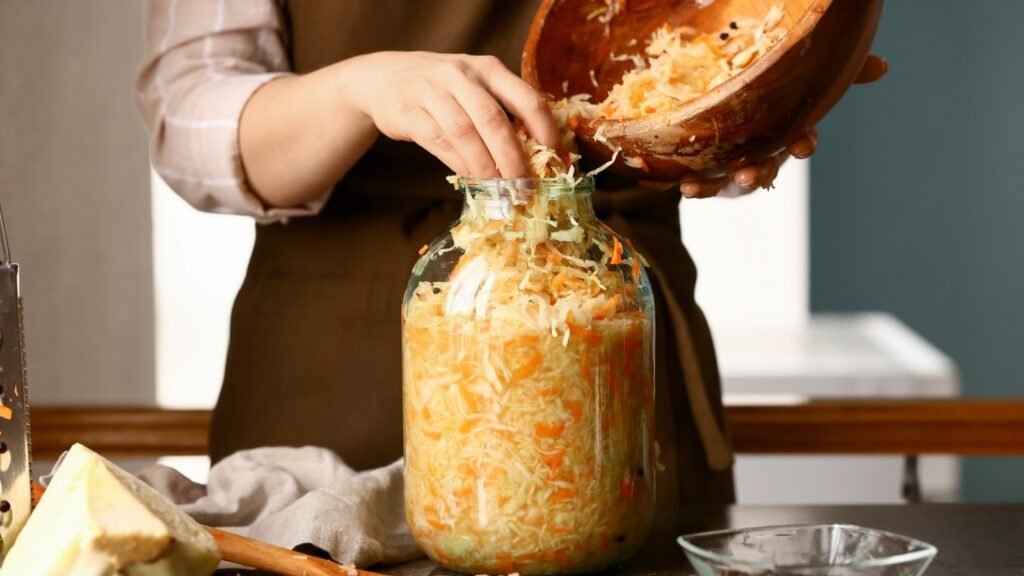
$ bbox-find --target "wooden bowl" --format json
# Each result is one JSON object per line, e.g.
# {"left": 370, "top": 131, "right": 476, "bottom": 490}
{"left": 522, "top": 0, "right": 884, "bottom": 180}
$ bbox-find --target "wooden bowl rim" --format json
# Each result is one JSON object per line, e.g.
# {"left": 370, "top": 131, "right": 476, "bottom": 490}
{"left": 523, "top": 0, "right": 834, "bottom": 137}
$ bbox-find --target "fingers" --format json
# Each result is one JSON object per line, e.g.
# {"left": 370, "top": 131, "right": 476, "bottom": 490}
{"left": 732, "top": 152, "right": 785, "bottom": 192}
{"left": 732, "top": 165, "right": 762, "bottom": 189}
{"left": 422, "top": 88, "right": 501, "bottom": 177}
{"left": 404, "top": 107, "right": 471, "bottom": 176}
{"left": 758, "top": 153, "right": 784, "bottom": 188}
{"left": 679, "top": 146, "right": 790, "bottom": 198}
{"left": 786, "top": 128, "right": 819, "bottom": 159}
{"left": 378, "top": 54, "right": 560, "bottom": 177}
{"left": 448, "top": 74, "right": 532, "bottom": 178}
{"left": 680, "top": 175, "right": 731, "bottom": 198}
{"left": 473, "top": 56, "right": 561, "bottom": 150}
{"left": 855, "top": 54, "right": 888, "bottom": 84}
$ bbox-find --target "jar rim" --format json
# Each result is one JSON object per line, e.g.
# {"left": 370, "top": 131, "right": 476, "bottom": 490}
{"left": 455, "top": 176, "right": 595, "bottom": 195}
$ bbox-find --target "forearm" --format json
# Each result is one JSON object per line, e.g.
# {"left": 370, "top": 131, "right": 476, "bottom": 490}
{"left": 239, "top": 62, "right": 378, "bottom": 209}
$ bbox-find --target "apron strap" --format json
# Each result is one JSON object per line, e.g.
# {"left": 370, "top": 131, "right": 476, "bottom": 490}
{"left": 598, "top": 188, "right": 734, "bottom": 472}
{"left": 642, "top": 241, "right": 734, "bottom": 471}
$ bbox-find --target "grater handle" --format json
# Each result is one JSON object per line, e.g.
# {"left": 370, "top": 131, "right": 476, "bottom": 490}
{"left": 0, "top": 202, "right": 10, "bottom": 265}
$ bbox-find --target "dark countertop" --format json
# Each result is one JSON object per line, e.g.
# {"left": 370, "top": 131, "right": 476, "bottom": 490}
{"left": 218, "top": 504, "right": 1024, "bottom": 576}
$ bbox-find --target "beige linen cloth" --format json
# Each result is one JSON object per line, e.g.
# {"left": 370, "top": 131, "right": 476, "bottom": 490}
{"left": 45, "top": 446, "right": 424, "bottom": 567}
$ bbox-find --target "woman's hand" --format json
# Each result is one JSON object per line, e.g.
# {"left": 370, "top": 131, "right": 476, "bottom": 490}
{"left": 240, "top": 51, "right": 560, "bottom": 208}
{"left": 337, "top": 52, "right": 561, "bottom": 178}
{"left": 673, "top": 54, "right": 889, "bottom": 199}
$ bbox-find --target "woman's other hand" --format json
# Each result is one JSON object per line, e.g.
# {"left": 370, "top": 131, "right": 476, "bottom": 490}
{"left": 670, "top": 54, "right": 888, "bottom": 199}
{"left": 338, "top": 52, "right": 561, "bottom": 178}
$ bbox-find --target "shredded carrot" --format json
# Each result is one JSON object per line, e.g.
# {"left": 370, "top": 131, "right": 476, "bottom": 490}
{"left": 620, "top": 474, "right": 635, "bottom": 499}
{"left": 625, "top": 238, "right": 643, "bottom": 281}
{"left": 541, "top": 452, "right": 565, "bottom": 472}
{"left": 458, "top": 384, "right": 481, "bottom": 413}
{"left": 551, "top": 272, "right": 568, "bottom": 293}
{"left": 537, "top": 387, "right": 559, "bottom": 398}
{"left": 581, "top": 353, "right": 592, "bottom": 381}
{"left": 513, "top": 353, "right": 543, "bottom": 382}
{"left": 32, "top": 482, "right": 45, "bottom": 508}
{"left": 433, "top": 545, "right": 458, "bottom": 564}
{"left": 567, "top": 317, "right": 602, "bottom": 345}
{"left": 505, "top": 334, "right": 539, "bottom": 349}
{"left": 459, "top": 418, "right": 478, "bottom": 434}
{"left": 551, "top": 488, "right": 578, "bottom": 502}
{"left": 594, "top": 294, "right": 622, "bottom": 319}
{"left": 426, "top": 516, "right": 446, "bottom": 531}
{"left": 567, "top": 400, "right": 584, "bottom": 423}
{"left": 418, "top": 244, "right": 429, "bottom": 255}
{"left": 610, "top": 237, "right": 623, "bottom": 264}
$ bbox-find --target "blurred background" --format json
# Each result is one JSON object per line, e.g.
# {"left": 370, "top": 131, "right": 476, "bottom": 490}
{"left": 0, "top": 2, "right": 1020, "bottom": 500}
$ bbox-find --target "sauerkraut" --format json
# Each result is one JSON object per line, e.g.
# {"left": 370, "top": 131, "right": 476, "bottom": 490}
{"left": 560, "top": 6, "right": 785, "bottom": 121}
{"left": 518, "top": 6, "right": 784, "bottom": 182}
{"left": 403, "top": 178, "right": 655, "bottom": 574}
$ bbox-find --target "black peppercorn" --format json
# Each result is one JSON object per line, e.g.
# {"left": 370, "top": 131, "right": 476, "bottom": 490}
{"left": 0, "top": 501, "right": 10, "bottom": 513}
{"left": 720, "top": 32, "right": 729, "bottom": 40}
{"left": 636, "top": 467, "right": 644, "bottom": 477}
{"left": 432, "top": 287, "right": 441, "bottom": 294}
{"left": 615, "top": 534, "right": 626, "bottom": 543}
{"left": 730, "top": 21, "right": 739, "bottom": 30}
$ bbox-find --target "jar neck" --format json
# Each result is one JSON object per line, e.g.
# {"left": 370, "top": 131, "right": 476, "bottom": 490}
{"left": 457, "top": 177, "right": 597, "bottom": 223}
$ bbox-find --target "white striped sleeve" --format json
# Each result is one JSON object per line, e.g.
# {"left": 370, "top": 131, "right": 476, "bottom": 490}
{"left": 136, "top": 0, "right": 330, "bottom": 223}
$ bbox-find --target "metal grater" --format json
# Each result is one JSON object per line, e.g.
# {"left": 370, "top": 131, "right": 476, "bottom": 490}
{"left": 0, "top": 203, "right": 31, "bottom": 562}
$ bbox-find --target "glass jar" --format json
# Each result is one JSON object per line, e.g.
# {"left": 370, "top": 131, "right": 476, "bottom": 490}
{"left": 402, "top": 177, "right": 655, "bottom": 575}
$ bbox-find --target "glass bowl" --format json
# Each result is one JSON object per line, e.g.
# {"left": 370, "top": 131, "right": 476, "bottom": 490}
{"left": 677, "top": 523, "right": 937, "bottom": 576}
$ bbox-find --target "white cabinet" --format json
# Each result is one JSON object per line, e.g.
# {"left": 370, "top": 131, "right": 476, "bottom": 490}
{"left": 720, "top": 313, "right": 960, "bottom": 503}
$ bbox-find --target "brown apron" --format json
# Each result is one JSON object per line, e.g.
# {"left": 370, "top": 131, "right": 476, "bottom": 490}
{"left": 211, "top": 0, "right": 735, "bottom": 524}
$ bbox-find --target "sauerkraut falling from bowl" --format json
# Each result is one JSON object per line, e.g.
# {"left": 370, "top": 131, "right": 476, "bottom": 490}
{"left": 403, "top": 180, "right": 656, "bottom": 574}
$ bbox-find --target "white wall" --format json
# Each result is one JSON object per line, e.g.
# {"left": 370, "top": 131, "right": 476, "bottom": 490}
{"left": 681, "top": 160, "right": 809, "bottom": 334}
{"left": 0, "top": 1, "right": 154, "bottom": 404}
{"left": 152, "top": 173, "right": 253, "bottom": 408}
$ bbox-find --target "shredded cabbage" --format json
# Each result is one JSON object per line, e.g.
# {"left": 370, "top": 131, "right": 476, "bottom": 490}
{"left": 404, "top": 182, "right": 655, "bottom": 574}
{"left": 563, "top": 6, "right": 785, "bottom": 120}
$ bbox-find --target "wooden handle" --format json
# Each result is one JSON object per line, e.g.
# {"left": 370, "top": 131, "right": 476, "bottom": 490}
{"left": 33, "top": 483, "right": 384, "bottom": 576}
{"left": 206, "top": 526, "right": 386, "bottom": 576}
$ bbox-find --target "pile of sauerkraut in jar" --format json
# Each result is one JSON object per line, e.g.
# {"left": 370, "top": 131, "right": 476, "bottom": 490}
{"left": 402, "top": 176, "right": 655, "bottom": 575}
